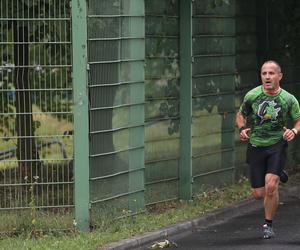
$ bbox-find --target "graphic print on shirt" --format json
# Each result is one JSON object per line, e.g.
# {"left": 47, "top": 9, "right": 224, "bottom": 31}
{"left": 257, "top": 100, "right": 281, "bottom": 124}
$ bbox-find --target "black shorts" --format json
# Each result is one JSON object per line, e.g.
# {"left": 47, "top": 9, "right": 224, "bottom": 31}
{"left": 246, "top": 140, "right": 288, "bottom": 188}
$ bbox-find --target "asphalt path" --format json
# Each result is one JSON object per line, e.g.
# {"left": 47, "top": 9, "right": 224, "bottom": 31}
{"left": 137, "top": 195, "right": 300, "bottom": 250}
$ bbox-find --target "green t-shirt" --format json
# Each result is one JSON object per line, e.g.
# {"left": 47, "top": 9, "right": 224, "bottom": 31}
{"left": 239, "top": 86, "right": 300, "bottom": 146}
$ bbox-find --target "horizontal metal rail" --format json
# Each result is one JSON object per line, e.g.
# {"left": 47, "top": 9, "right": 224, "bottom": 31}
{"left": 145, "top": 115, "right": 180, "bottom": 123}
{"left": 192, "top": 91, "right": 235, "bottom": 98}
{"left": 193, "top": 34, "right": 235, "bottom": 38}
{"left": 89, "top": 80, "right": 142, "bottom": 87}
{"left": 0, "top": 204, "right": 74, "bottom": 211}
{"left": 90, "top": 123, "right": 144, "bottom": 134}
{"left": 88, "top": 37, "right": 144, "bottom": 41}
{"left": 0, "top": 111, "right": 72, "bottom": 115}
{"left": 145, "top": 177, "right": 178, "bottom": 186}
{"left": 89, "top": 102, "right": 144, "bottom": 111}
{"left": 0, "top": 18, "right": 70, "bottom": 21}
{"left": 193, "top": 53, "right": 236, "bottom": 58}
{"left": 0, "top": 181, "right": 74, "bottom": 187}
{"left": 89, "top": 58, "right": 144, "bottom": 64}
{"left": 0, "top": 158, "right": 72, "bottom": 163}
{"left": 193, "top": 15, "right": 235, "bottom": 18}
{"left": 145, "top": 76, "right": 179, "bottom": 80}
{"left": 90, "top": 189, "right": 145, "bottom": 204}
{"left": 88, "top": 15, "right": 144, "bottom": 18}
{"left": 193, "top": 166, "right": 235, "bottom": 179}
{"left": 145, "top": 14, "right": 179, "bottom": 18}
{"left": 0, "top": 88, "right": 72, "bottom": 92}
{"left": 192, "top": 147, "right": 234, "bottom": 159}
{"left": 193, "top": 72, "right": 236, "bottom": 78}
{"left": 0, "top": 134, "right": 72, "bottom": 140}
{"left": 0, "top": 41, "right": 71, "bottom": 45}
{"left": 145, "top": 156, "right": 179, "bottom": 164}
{"left": 0, "top": 65, "right": 71, "bottom": 69}
{"left": 146, "top": 96, "right": 179, "bottom": 101}
{"left": 90, "top": 145, "right": 144, "bottom": 158}
{"left": 145, "top": 34, "right": 179, "bottom": 38}
{"left": 90, "top": 167, "right": 145, "bottom": 181}
{"left": 146, "top": 55, "right": 179, "bottom": 59}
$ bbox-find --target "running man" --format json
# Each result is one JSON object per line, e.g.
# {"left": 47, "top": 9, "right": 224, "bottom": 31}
{"left": 236, "top": 60, "right": 300, "bottom": 239}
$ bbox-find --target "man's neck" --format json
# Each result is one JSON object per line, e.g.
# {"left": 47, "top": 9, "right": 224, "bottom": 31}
{"left": 263, "top": 87, "right": 281, "bottom": 96}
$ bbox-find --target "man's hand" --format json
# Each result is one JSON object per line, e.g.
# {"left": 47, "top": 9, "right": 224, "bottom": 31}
{"left": 239, "top": 128, "right": 251, "bottom": 141}
{"left": 283, "top": 127, "right": 296, "bottom": 141}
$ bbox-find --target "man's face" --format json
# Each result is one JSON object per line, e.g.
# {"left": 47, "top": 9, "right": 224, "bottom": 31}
{"left": 260, "top": 62, "right": 282, "bottom": 90}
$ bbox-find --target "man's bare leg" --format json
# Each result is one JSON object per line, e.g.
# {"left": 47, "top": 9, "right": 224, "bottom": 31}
{"left": 251, "top": 173, "right": 279, "bottom": 239}
{"left": 264, "top": 173, "right": 279, "bottom": 220}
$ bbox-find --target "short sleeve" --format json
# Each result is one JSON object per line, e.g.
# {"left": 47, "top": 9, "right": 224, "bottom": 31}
{"left": 290, "top": 95, "right": 300, "bottom": 120}
{"left": 239, "top": 93, "right": 253, "bottom": 117}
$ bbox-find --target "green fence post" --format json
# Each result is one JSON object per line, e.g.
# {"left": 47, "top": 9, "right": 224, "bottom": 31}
{"left": 179, "top": 0, "right": 193, "bottom": 200}
{"left": 128, "top": 0, "right": 145, "bottom": 213}
{"left": 72, "top": 0, "right": 90, "bottom": 231}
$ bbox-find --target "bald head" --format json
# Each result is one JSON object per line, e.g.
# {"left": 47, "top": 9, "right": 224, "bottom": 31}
{"left": 260, "top": 60, "right": 283, "bottom": 93}
{"left": 261, "top": 60, "right": 282, "bottom": 73}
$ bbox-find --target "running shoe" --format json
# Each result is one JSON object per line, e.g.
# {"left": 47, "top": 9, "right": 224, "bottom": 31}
{"left": 262, "top": 224, "right": 275, "bottom": 239}
{"left": 280, "top": 170, "right": 288, "bottom": 183}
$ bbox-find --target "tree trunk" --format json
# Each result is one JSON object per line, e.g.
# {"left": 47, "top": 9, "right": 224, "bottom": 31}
{"left": 13, "top": 22, "right": 40, "bottom": 180}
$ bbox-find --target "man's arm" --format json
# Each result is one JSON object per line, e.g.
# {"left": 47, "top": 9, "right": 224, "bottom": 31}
{"left": 283, "top": 119, "right": 300, "bottom": 141}
{"left": 293, "top": 118, "right": 300, "bottom": 133}
{"left": 236, "top": 111, "right": 251, "bottom": 141}
{"left": 236, "top": 111, "right": 246, "bottom": 129}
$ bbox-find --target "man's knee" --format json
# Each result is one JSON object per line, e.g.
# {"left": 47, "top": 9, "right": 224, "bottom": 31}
{"left": 265, "top": 182, "right": 278, "bottom": 196}
{"left": 265, "top": 174, "right": 279, "bottom": 196}
{"left": 252, "top": 188, "right": 265, "bottom": 200}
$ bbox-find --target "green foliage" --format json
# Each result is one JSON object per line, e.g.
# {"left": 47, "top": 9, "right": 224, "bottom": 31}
{"left": 155, "top": 0, "right": 232, "bottom": 136}
{"left": 0, "top": 176, "right": 252, "bottom": 249}
{"left": 0, "top": 0, "right": 72, "bottom": 138}
{"left": 270, "top": 0, "right": 300, "bottom": 63}
{"left": 2, "top": 171, "right": 300, "bottom": 249}
{"left": 210, "top": 0, "right": 231, "bottom": 9}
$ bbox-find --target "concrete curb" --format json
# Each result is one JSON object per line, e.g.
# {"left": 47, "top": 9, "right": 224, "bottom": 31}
{"left": 98, "top": 185, "right": 300, "bottom": 250}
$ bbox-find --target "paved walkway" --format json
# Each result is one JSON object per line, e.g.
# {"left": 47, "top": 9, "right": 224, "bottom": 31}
{"left": 164, "top": 195, "right": 300, "bottom": 250}
{"left": 101, "top": 186, "right": 300, "bottom": 250}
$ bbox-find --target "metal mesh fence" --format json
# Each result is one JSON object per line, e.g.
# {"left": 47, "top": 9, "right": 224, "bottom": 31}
{"left": 191, "top": 0, "right": 236, "bottom": 193}
{"left": 144, "top": 0, "right": 180, "bottom": 206}
{"left": 0, "top": 0, "right": 73, "bottom": 230}
{"left": 235, "top": 0, "right": 258, "bottom": 177}
{"left": 257, "top": 0, "right": 300, "bottom": 166}
{"left": 87, "top": 0, "right": 145, "bottom": 223}
{"left": 0, "top": 0, "right": 299, "bottom": 233}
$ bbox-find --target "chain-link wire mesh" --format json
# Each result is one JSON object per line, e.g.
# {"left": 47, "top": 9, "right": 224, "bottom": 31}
{"left": 87, "top": 0, "right": 145, "bottom": 224}
{"left": 191, "top": 0, "right": 236, "bottom": 193}
{"left": 0, "top": 0, "right": 73, "bottom": 231}
{"left": 144, "top": 0, "right": 180, "bottom": 206}
{"left": 235, "top": 0, "right": 258, "bottom": 177}
{"left": 1, "top": 0, "right": 299, "bottom": 233}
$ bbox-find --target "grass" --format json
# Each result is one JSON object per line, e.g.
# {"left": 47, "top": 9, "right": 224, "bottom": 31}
{"left": 1, "top": 107, "right": 300, "bottom": 249}
{"left": 0, "top": 176, "right": 252, "bottom": 250}
{"left": 1, "top": 169, "right": 300, "bottom": 250}
{"left": 0, "top": 170, "right": 299, "bottom": 250}
{"left": 0, "top": 210, "right": 74, "bottom": 234}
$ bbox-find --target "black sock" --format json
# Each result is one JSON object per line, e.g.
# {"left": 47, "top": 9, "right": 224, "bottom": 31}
{"left": 265, "top": 219, "right": 272, "bottom": 227}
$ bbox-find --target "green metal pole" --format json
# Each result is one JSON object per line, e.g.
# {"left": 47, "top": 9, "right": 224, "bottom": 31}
{"left": 179, "top": 0, "right": 193, "bottom": 200}
{"left": 128, "top": 0, "right": 145, "bottom": 212}
{"left": 71, "top": 0, "right": 90, "bottom": 231}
